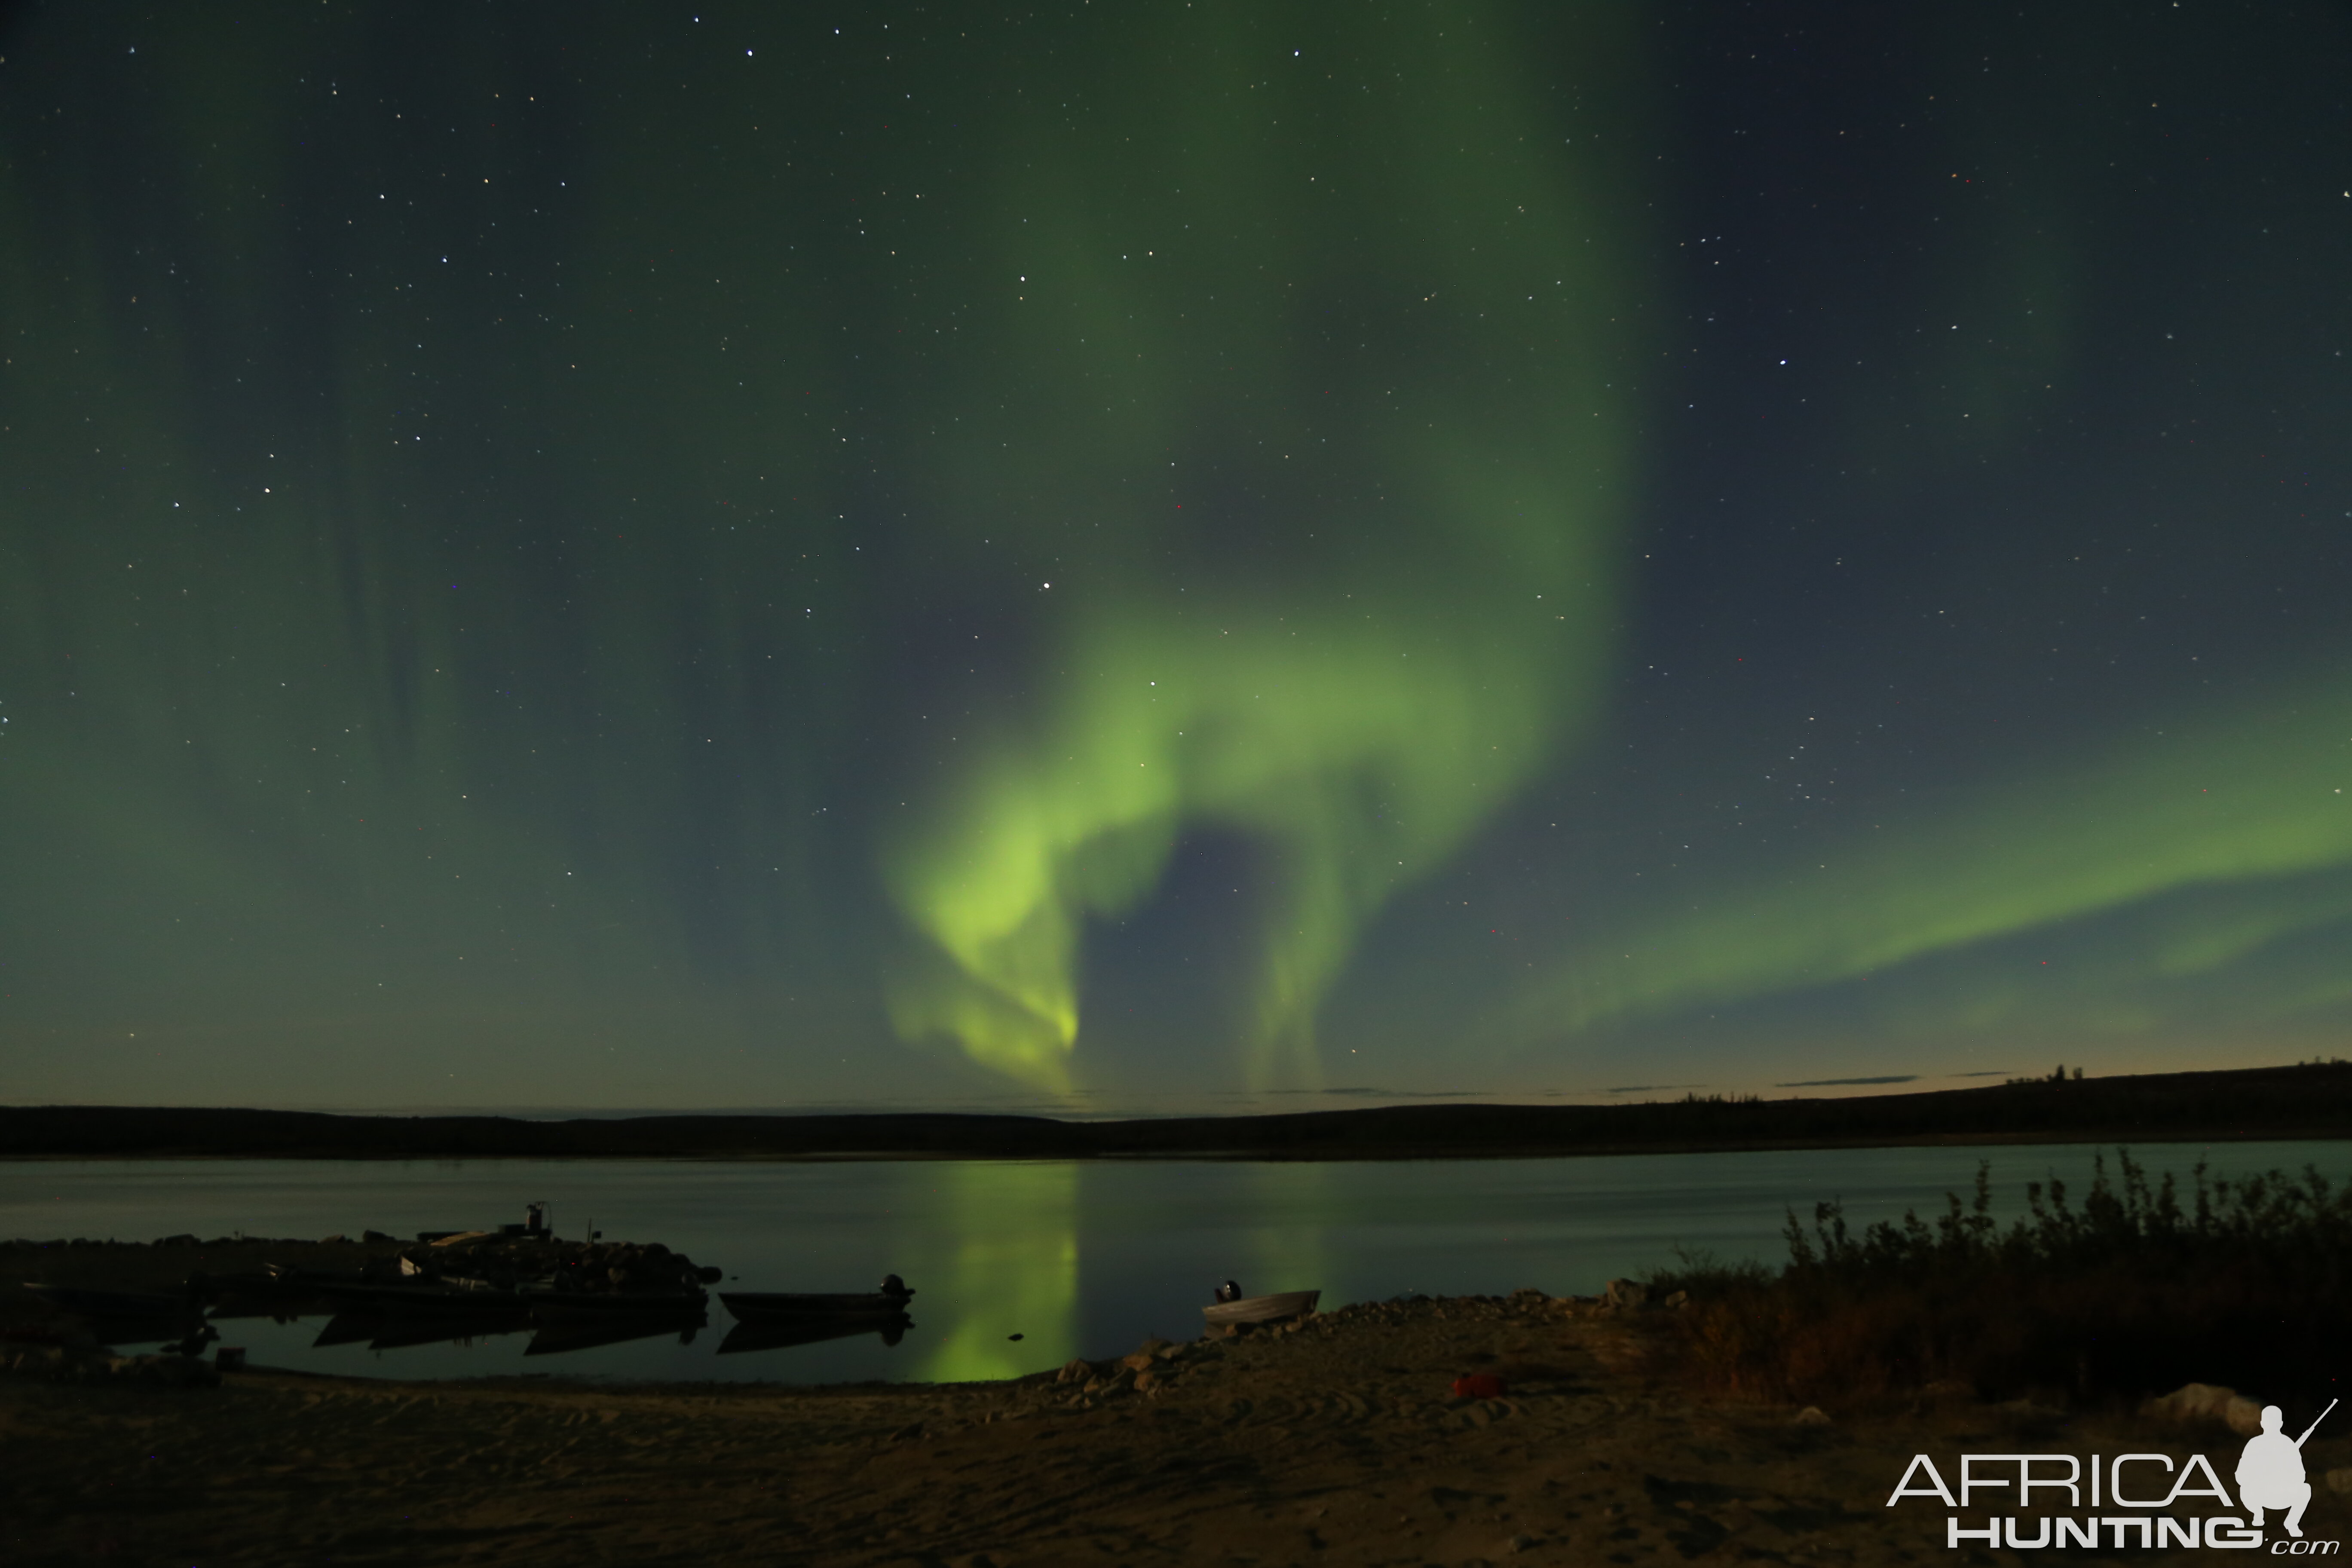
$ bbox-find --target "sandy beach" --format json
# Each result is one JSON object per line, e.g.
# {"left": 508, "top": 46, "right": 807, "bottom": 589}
{"left": 7, "top": 1256, "right": 2334, "bottom": 1567}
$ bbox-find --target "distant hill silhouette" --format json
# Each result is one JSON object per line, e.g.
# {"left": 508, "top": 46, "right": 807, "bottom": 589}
{"left": 5, "top": 1062, "right": 2350, "bottom": 1161}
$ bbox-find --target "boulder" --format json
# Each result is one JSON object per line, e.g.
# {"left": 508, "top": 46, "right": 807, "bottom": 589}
{"left": 2142, "top": 1381, "right": 2235, "bottom": 1421}
{"left": 1792, "top": 1406, "right": 1832, "bottom": 1427}
{"left": 2142, "top": 1382, "right": 2265, "bottom": 1434}
{"left": 1054, "top": 1358, "right": 1093, "bottom": 1384}
{"left": 1601, "top": 1278, "right": 1649, "bottom": 1312}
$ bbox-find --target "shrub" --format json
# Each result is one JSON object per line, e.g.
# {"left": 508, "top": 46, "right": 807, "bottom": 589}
{"left": 1651, "top": 1149, "right": 2352, "bottom": 1407}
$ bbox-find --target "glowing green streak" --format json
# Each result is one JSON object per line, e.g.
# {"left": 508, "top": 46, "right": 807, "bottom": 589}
{"left": 882, "top": 6, "right": 1643, "bottom": 1090}
{"left": 1238, "top": 1163, "right": 1332, "bottom": 1306}
{"left": 1521, "top": 683, "right": 2352, "bottom": 1037}
{"left": 916, "top": 1163, "right": 1077, "bottom": 1384}
{"left": 888, "top": 580, "right": 1600, "bottom": 1087}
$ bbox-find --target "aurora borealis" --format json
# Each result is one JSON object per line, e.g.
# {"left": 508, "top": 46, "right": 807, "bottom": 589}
{"left": 2, "top": 3, "right": 2348, "bottom": 1112}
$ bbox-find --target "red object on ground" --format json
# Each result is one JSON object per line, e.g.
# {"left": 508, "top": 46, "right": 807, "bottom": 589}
{"left": 1451, "top": 1373, "right": 1507, "bottom": 1400}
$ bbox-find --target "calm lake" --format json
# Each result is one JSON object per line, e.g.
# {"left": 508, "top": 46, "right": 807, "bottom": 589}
{"left": 9, "top": 1139, "right": 2346, "bottom": 1385}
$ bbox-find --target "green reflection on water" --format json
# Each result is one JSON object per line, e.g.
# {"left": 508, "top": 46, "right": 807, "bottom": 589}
{"left": 1241, "top": 1161, "right": 1331, "bottom": 1303}
{"left": 915, "top": 1162, "right": 1078, "bottom": 1383}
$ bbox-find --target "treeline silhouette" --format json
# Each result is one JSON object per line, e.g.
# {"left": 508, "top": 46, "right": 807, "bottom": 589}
{"left": 4, "top": 1061, "right": 2350, "bottom": 1161}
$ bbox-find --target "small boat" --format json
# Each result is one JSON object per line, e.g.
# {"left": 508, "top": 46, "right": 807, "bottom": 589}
{"left": 721, "top": 1274, "right": 913, "bottom": 1323}
{"left": 718, "top": 1313, "right": 912, "bottom": 1355}
{"left": 721, "top": 1291, "right": 910, "bottom": 1321}
{"left": 1202, "top": 1280, "right": 1320, "bottom": 1326}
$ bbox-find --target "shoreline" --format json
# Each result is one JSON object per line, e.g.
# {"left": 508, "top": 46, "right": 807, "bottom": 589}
{"left": 6, "top": 1060, "right": 2352, "bottom": 1163}
{"left": 9, "top": 1127, "right": 2352, "bottom": 1166}
{"left": 10, "top": 1284, "right": 2344, "bottom": 1565}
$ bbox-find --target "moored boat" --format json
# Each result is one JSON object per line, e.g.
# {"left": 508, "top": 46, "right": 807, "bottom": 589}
{"left": 720, "top": 1274, "right": 913, "bottom": 1323}
{"left": 1202, "top": 1282, "right": 1320, "bottom": 1326}
{"left": 717, "top": 1312, "right": 911, "bottom": 1355}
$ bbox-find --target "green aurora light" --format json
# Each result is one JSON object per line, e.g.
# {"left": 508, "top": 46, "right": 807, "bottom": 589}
{"left": 1, "top": 3, "right": 2348, "bottom": 1108}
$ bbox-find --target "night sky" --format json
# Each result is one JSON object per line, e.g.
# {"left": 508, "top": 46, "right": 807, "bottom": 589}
{"left": 3, "top": 3, "right": 2349, "bottom": 1113}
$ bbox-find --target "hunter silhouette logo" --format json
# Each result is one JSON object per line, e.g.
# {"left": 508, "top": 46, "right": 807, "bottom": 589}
{"left": 1886, "top": 1398, "right": 2340, "bottom": 1551}
{"left": 2241, "top": 1401, "right": 2334, "bottom": 1539}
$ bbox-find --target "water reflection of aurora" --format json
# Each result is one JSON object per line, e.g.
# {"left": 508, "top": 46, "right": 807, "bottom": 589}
{"left": 909, "top": 1164, "right": 1338, "bottom": 1384}
{"left": 914, "top": 1164, "right": 1079, "bottom": 1385}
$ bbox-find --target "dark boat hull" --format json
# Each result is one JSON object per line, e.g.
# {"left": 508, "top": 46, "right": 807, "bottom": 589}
{"left": 717, "top": 1313, "right": 912, "bottom": 1354}
{"left": 1203, "top": 1288, "right": 1321, "bottom": 1325}
{"left": 720, "top": 1290, "right": 913, "bottom": 1321}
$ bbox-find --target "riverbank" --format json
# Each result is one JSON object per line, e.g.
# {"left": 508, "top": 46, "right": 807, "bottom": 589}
{"left": 6, "top": 1288, "right": 2341, "bottom": 1566}
{"left": 6, "top": 1060, "right": 2352, "bottom": 1162}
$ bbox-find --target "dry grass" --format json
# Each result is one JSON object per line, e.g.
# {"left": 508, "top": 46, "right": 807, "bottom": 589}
{"left": 1651, "top": 1149, "right": 2352, "bottom": 1409}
